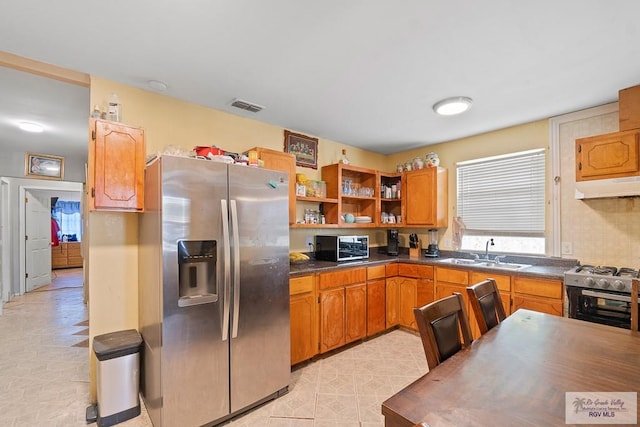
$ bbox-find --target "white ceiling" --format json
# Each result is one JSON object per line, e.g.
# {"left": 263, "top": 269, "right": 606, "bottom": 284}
{"left": 1, "top": 1, "right": 640, "bottom": 157}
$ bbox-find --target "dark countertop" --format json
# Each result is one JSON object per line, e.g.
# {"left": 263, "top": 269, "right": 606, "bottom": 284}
{"left": 290, "top": 249, "right": 578, "bottom": 280}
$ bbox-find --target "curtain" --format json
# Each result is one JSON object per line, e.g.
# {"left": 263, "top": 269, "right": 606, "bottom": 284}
{"left": 52, "top": 201, "right": 82, "bottom": 241}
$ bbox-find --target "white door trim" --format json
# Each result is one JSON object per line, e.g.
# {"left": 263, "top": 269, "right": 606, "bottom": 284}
{"left": 17, "top": 180, "right": 83, "bottom": 295}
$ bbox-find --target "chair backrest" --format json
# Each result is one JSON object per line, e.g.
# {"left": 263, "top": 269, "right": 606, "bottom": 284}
{"left": 466, "top": 278, "right": 507, "bottom": 335}
{"left": 413, "top": 292, "right": 473, "bottom": 370}
{"left": 632, "top": 279, "right": 639, "bottom": 332}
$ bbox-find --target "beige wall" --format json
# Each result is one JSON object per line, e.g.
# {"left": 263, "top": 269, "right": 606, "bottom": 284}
{"left": 386, "top": 120, "right": 549, "bottom": 251}
{"left": 558, "top": 107, "right": 640, "bottom": 266}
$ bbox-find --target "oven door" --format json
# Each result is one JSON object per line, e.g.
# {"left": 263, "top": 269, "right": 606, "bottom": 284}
{"left": 567, "top": 286, "right": 639, "bottom": 329}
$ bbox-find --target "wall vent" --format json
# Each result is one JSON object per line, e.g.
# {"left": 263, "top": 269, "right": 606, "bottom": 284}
{"left": 230, "top": 99, "right": 264, "bottom": 113}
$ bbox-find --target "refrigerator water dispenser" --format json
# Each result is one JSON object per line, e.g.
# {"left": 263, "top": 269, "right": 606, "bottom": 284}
{"left": 177, "top": 240, "right": 218, "bottom": 307}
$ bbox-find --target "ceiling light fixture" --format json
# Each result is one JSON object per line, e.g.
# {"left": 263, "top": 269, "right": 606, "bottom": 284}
{"left": 148, "top": 80, "right": 168, "bottom": 92}
{"left": 18, "top": 121, "right": 44, "bottom": 133}
{"left": 433, "top": 96, "right": 473, "bottom": 116}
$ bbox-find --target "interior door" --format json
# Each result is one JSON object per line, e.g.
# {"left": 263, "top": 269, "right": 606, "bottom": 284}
{"left": 25, "top": 190, "right": 51, "bottom": 292}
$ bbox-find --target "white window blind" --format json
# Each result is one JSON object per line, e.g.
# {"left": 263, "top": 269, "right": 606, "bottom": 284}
{"left": 457, "top": 149, "right": 545, "bottom": 236}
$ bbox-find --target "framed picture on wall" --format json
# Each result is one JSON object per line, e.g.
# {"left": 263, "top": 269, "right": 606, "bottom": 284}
{"left": 25, "top": 152, "right": 64, "bottom": 180}
{"left": 284, "top": 130, "right": 318, "bottom": 169}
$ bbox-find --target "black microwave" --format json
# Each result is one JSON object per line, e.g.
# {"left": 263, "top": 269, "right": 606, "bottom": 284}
{"left": 315, "top": 235, "right": 369, "bottom": 262}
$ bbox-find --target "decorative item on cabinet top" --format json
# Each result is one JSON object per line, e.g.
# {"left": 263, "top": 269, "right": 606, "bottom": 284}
{"left": 284, "top": 129, "right": 318, "bottom": 169}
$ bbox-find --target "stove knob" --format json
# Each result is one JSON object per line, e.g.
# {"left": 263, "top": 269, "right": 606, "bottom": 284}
{"left": 613, "top": 280, "right": 626, "bottom": 291}
{"left": 584, "top": 277, "right": 596, "bottom": 287}
{"left": 597, "top": 278, "right": 610, "bottom": 289}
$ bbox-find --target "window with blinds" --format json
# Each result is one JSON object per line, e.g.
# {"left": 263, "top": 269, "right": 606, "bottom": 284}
{"left": 456, "top": 149, "right": 546, "bottom": 254}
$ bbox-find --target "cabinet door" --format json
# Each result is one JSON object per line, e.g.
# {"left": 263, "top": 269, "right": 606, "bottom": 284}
{"left": 345, "top": 283, "right": 367, "bottom": 344}
{"left": 576, "top": 130, "right": 640, "bottom": 181}
{"left": 89, "top": 119, "right": 145, "bottom": 211}
{"left": 366, "top": 279, "right": 386, "bottom": 336}
{"left": 416, "top": 278, "right": 434, "bottom": 307}
{"left": 405, "top": 167, "right": 448, "bottom": 227}
{"left": 254, "top": 147, "right": 296, "bottom": 224}
{"left": 399, "top": 277, "right": 417, "bottom": 329}
{"left": 290, "top": 292, "right": 317, "bottom": 365}
{"left": 386, "top": 277, "right": 400, "bottom": 328}
{"left": 319, "top": 288, "right": 346, "bottom": 353}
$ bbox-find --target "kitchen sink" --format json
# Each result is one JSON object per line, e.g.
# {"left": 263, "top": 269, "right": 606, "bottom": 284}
{"left": 435, "top": 258, "right": 531, "bottom": 271}
{"left": 436, "top": 258, "right": 479, "bottom": 265}
{"left": 475, "top": 261, "right": 531, "bottom": 270}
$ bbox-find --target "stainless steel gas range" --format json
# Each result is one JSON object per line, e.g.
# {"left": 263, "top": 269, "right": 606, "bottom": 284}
{"left": 564, "top": 265, "right": 639, "bottom": 330}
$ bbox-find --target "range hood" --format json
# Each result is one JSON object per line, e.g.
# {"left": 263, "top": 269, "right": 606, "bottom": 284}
{"left": 575, "top": 175, "right": 640, "bottom": 199}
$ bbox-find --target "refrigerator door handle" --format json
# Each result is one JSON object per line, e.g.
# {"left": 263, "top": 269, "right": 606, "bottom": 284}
{"left": 221, "top": 199, "right": 231, "bottom": 342}
{"left": 230, "top": 199, "right": 240, "bottom": 339}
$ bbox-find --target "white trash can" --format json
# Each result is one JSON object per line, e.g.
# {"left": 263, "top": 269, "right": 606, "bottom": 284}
{"left": 92, "top": 329, "right": 142, "bottom": 427}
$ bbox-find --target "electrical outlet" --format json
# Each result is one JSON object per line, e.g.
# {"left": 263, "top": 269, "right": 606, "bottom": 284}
{"left": 305, "top": 236, "right": 314, "bottom": 248}
{"left": 561, "top": 242, "right": 573, "bottom": 255}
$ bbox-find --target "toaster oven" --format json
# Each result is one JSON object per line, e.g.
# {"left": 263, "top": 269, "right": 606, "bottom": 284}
{"left": 315, "top": 235, "right": 369, "bottom": 262}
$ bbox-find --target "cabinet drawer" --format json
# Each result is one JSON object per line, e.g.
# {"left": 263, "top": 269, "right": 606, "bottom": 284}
{"left": 435, "top": 267, "right": 469, "bottom": 285}
{"left": 367, "top": 265, "right": 386, "bottom": 280}
{"left": 67, "top": 243, "right": 82, "bottom": 257}
{"left": 513, "top": 277, "right": 563, "bottom": 299}
{"left": 398, "top": 263, "right": 433, "bottom": 279}
{"left": 290, "top": 275, "right": 314, "bottom": 295}
{"left": 469, "top": 271, "right": 511, "bottom": 292}
{"left": 318, "top": 268, "right": 366, "bottom": 290}
{"left": 385, "top": 263, "right": 399, "bottom": 277}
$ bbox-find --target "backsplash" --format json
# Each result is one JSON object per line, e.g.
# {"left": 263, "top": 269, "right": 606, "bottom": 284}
{"left": 559, "top": 107, "right": 640, "bottom": 267}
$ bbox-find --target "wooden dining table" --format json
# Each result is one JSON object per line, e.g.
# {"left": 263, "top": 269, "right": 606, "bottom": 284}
{"left": 382, "top": 309, "right": 640, "bottom": 427}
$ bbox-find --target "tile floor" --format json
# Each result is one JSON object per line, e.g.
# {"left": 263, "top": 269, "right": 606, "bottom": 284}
{"left": 0, "top": 269, "right": 428, "bottom": 426}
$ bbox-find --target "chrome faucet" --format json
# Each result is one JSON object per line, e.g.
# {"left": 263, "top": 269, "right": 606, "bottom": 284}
{"left": 485, "top": 238, "right": 494, "bottom": 260}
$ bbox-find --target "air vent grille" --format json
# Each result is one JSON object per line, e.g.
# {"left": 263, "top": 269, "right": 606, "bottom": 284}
{"left": 230, "top": 99, "right": 264, "bottom": 113}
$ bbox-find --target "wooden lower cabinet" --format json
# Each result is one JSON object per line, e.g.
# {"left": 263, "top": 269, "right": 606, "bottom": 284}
{"left": 290, "top": 275, "right": 317, "bottom": 365}
{"left": 386, "top": 277, "right": 400, "bottom": 328}
{"left": 51, "top": 242, "right": 83, "bottom": 269}
{"left": 513, "top": 276, "right": 563, "bottom": 316}
{"left": 345, "top": 283, "right": 367, "bottom": 343}
{"left": 469, "top": 271, "right": 512, "bottom": 315}
{"left": 318, "top": 267, "right": 367, "bottom": 353}
{"left": 393, "top": 264, "right": 435, "bottom": 331}
{"left": 398, "top": 277, "right": 417, "bottom": 329}
{"left": 366, "top": 279, "right": 386, "bottom": 336}
{"left": 319, "top": 287, "right": 346, "bottom": 353}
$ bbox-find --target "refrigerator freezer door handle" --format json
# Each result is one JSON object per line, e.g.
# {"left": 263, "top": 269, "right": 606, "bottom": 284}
{"left": 230, "top": 199, "right": 240, "bottom": 339}
{"left": 221, "top": 199, "right": 231, "bottom": 341}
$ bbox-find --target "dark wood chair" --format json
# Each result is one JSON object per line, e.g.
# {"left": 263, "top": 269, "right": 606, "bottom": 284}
{"left": 413, "top": 292, "right": 473, "bottom": 370}
{"left": 632, "top": 279, "right": 638, "bottom": 333}
{"left": 466, "top": 278, "right": 507, "bottom": 335}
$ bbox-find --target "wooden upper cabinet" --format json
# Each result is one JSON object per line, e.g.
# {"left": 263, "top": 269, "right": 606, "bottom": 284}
{"left": 404, "top": 167, "right": 448, "bottom": 227}
{"left": 248, "top": 147, "right": 296, "bottom": 224}
{"left": 619, "top": 84, "right": 640, "bottom": 131}
{"left": 88, "top": 119, "right": 145, "bottom": 211}
{"left": 575, "top": 130, "right": 640, "bottom": 181}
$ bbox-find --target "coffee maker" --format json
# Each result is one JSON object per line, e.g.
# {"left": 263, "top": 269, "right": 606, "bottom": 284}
{"left": 387, "top": 229, "right": 399, "bottom": 256}
{"left": 424, "top": 228, "right": 440, "bottom": 258}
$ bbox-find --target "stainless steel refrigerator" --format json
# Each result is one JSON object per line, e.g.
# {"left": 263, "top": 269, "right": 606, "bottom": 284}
{"left": 138, "top": 155, "right": 290, "bottom": 427}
